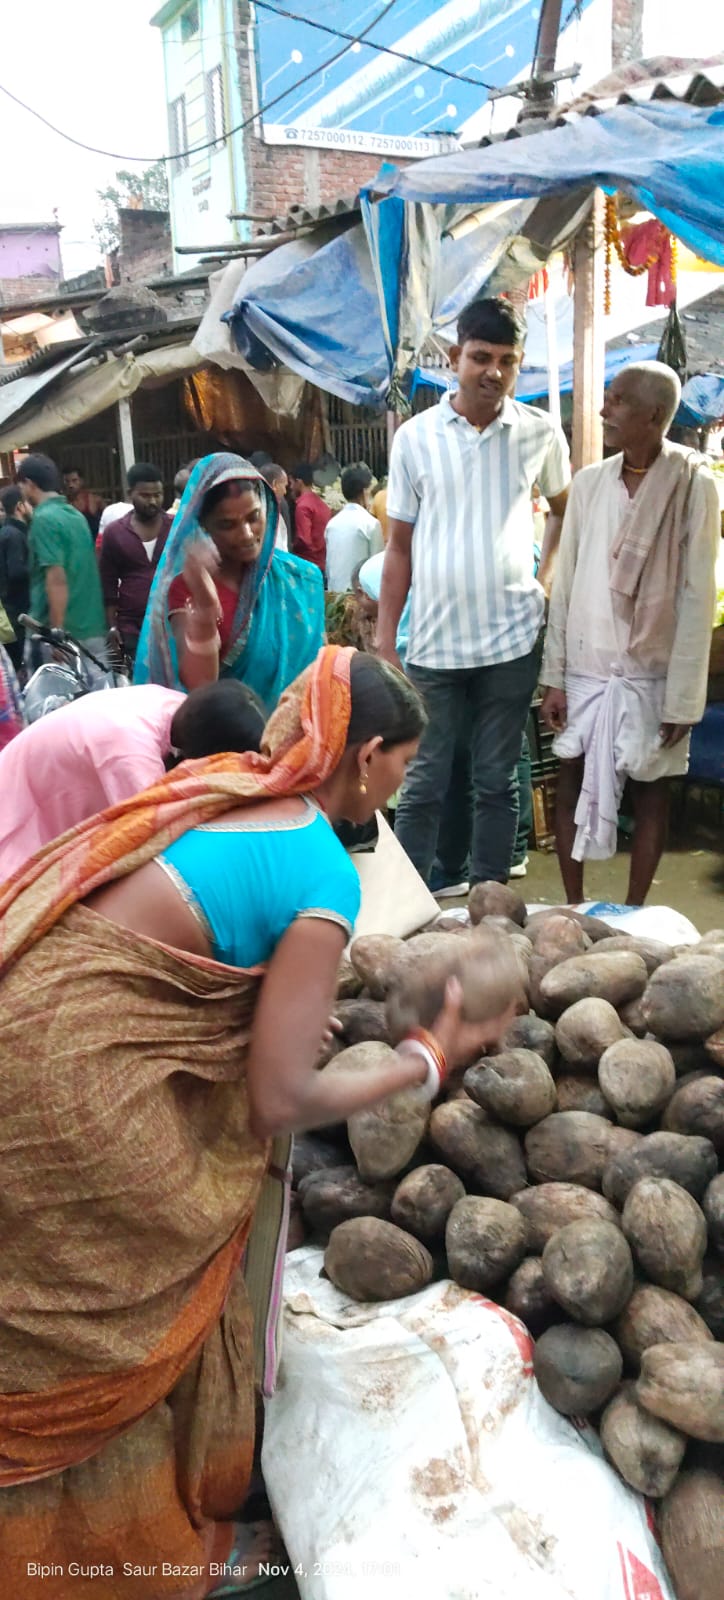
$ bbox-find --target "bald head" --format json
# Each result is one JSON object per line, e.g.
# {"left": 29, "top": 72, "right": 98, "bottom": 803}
{"left": 602, "top": 361, "right": 682, "bottom": 456}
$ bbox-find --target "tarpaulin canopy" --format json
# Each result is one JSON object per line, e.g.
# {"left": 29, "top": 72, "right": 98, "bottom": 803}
{"left": 0, "top": 344, "right": 95, "bottom": 431}
{"left": 0, "top": 342, "right": 201, "bottom": 453}
{"left": 368, "top": 103, "right": 724, "bottom": 267}
{"left": 224, "top": 197, "right": 539, "bottom": 409}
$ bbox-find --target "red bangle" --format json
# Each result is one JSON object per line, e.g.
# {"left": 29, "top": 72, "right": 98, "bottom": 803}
{"left": 402, "top": 1028, "right": 448, "bottom": 1086}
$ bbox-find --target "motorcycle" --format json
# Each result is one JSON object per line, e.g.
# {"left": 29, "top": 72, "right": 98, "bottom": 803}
{"left": 18, "top": 615, "right": 131, "bottom": 723}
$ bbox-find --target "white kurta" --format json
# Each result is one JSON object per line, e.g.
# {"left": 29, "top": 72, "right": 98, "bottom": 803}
{"left": 542, "top": 454, "right": 719, "bottom": 859}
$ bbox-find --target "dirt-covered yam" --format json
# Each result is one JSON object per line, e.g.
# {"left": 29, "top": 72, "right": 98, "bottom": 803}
{"left": 463, "top": 1049, "right": 556, "bottom": 1128}
{"left": 622, "top": 1177, "right": 707, "bottom": 1300}
{"left": 641, "top": 955, "right": 724, "bottom": 1042}
{"left": 703, "top": 1174, "right": 724, "bottom": 1253}
{"left": 429, "top": 1101, "right": 527, "bottom": 1199}
{"left": 585, "top": 933, "right": 674, "bottom": 974}
{"left": 338, "top": 1046, "right": 429, "bottom": 1179}
{"left": 555, "top": 997, "right": 629, "bottom": 1071}
{"left": 334, "top": 998, "right": 390, "bottom": 1046}
{"left": 613, "top": 1284, "right": 713, "bottom": 1372}
{"left": 325, "top": 1217, "right": 433, "bottom": 1303}
{"left": 695, "top": 1257, "right": 724, "bottom": 1339}
{"left": 540, "top": 951, "right": 648, "bottom": 1015}
{"left": 528, "top": 913, "right": 591, "bottom": 963}
{"left": 534, "top": 1325, "right": 622, "bottom": 1416}
{"left": 468, "top": 880, "right": 526, "bottom": 927}
{"left": 602, "top": 1130, "right": 718, "bottom": 1207}
{"left": 386, "top": 929, "right": 523, "bottom": 1046}
{"left": 555, "top": 1076, "right": 612, "bottom": 1117}
{"left": 541, "top": 1219, "right": 634, "bottom": 1325}
{"left": 524, "top": 1111, "right": 614, "bottom": 1190}
{"left": 658, "top": 1469, "right": 724, "bottom": 1600}
{"left": 445, "top": 1196, "right": 527, "bottom": 1292}
{"left": 619, "top": 996, "right": 648, "bottom": 1037}
{"left": 600, "top": 1383, "right": 686, "bottom": 1498}
{"left": 298, "top": 1166, "right": 394, "bottom": 1236}
{"left": 637, "top": 1343, "right": 724, "bottom": 1442}
{"left": 348, "top": 935, "right": 405, "bottom": 999}
{"left": 504, "top": 1258, "right": 557, "bottom": 1336}
{"left": 391, "top": 1164, "right": 465, "bottom": 1242}
{"left": 661, "top": 1075, "right": 724, "bottom": 1152}
{"left": 510, "top": 1183, "right": 621, "bottom": 1253}
{"left": 500, "top": 1012, "right": 557, "bottom": 1068}
{"left": 292, "top": 1135, "right": 350, "bottom": 1188}
{"left": 336, "top": 952, "right": 363, "bottom": 999}
{"left": 598, "top": 1038, "right": 676, "bottom": 1128}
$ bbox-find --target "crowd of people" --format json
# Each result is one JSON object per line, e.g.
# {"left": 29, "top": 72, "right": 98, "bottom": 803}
{"left": 0, "top": 294, "right": 720, "bottom": 1597}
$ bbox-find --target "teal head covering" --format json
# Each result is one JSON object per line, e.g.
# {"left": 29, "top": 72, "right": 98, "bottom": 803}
{"left": 133, "top": 452, "right": 324, "bottom": 712}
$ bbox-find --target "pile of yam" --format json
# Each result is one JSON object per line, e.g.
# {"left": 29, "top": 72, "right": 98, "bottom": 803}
{"left": 291, "top": 895, "right": 724, "bottom": 1600}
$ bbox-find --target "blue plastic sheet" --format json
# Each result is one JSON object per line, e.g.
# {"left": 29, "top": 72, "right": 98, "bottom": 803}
{"left": 368, "top": 104, "right": 724, "bottom": 267}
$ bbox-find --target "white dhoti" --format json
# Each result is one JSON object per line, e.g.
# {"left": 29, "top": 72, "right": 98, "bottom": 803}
{"left": 554, "top": 671, "right": 690, "bottom": 861}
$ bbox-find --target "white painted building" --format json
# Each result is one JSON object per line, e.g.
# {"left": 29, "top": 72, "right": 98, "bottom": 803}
{"left": 152, "top": 0, "right": 246, "bottom": 269}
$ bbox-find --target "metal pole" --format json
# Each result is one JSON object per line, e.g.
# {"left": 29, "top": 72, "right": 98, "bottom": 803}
{"left": 519, "top": 0, "right": 565, "bottom": 123}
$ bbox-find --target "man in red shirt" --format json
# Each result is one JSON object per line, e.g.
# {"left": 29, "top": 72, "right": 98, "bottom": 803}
{"left": 100, "top": 462, "right": 172, "bottom": 663}
{"left": 289, "top": 462, "right": 331, "bottom": 575}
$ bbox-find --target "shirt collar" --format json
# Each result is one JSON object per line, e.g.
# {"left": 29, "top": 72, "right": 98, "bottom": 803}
{"left": 440, "top": 392, "right": 515, "bottom": 430}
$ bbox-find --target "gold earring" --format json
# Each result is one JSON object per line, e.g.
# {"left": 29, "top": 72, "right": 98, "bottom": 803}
{"left": 359, "top": 776, "right": 368, "bottom": 794}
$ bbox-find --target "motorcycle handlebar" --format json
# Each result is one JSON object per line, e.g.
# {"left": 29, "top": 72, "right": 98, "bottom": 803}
{"left": 17, "top": 615, "right": 107, "bottom": 672}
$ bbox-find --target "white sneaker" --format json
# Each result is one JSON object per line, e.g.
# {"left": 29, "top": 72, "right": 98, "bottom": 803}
{"left": 434, "top": 880, "right": 470, "bottom": 900}
{"left": 509, "top": 857, "right": 529, "bottom": 879}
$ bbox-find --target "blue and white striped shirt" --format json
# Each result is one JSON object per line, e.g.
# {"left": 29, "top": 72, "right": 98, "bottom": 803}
{"left": 387, "top": 393, "right": 570, "bottom": 670}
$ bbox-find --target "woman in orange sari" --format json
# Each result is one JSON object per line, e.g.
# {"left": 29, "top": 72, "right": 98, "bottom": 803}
{"left": 0, "top": 646, "right": 518, "bottom": 1600}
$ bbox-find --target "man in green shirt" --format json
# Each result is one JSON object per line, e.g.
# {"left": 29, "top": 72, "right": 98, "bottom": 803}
{"left": 17, "top": 455, "right": 106, "bottom": 660}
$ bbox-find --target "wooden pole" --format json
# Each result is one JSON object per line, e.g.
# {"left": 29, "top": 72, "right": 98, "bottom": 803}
{"left": 115, "top": 397, "right": 135, "bottom": 487}
{"left": 572, "top": 190, "right": 606, "bottom": 470}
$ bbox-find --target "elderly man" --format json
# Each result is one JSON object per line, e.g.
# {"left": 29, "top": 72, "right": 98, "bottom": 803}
{"left": 541, "top": 361, "right": 719, "bottom": 906}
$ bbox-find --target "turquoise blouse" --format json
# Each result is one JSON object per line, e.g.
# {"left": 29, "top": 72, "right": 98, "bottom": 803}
{"left": 156, "top": 796, "right": 360, "bottom": 968}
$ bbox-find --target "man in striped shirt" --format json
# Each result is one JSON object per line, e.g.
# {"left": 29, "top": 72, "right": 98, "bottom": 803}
{"left": 378, "top": 297, "right": 570, "bottom": 887}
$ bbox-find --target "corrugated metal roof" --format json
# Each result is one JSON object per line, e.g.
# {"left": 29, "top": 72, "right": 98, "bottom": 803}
{"left": 478, "top": 54, "right": 724, "bottom": 145}
{"left": 252, "top": 197, "right": 360, "bottom": 237}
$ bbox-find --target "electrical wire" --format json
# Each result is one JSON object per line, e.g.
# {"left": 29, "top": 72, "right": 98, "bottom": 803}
{"left": 251, "top": 1, "right": 497, "bottom": 93}
{"left": 0, "top": 0, "right": 404, "bottom": 167}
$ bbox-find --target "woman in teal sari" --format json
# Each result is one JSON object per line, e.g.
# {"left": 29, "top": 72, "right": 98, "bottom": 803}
{"left": 134, "top": 453, "right": 325, "bottom": 710}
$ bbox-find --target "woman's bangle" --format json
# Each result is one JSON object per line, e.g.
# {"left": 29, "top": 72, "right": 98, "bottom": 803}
{"left": 397, "top": 1029, "right": 448, "bottom": 1101}
{"left": 184, "top": 630, "right": 221, "bottom": 656}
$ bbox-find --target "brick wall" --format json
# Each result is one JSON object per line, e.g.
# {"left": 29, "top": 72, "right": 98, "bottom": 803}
{"left": 118, "top": 208, "right": 173, "bottom": 283}
{"left": 235, "top": 2, "right": 404, "bottom": 220}
{"left": 0, "top": 275, "right": 59, "bottom": 308}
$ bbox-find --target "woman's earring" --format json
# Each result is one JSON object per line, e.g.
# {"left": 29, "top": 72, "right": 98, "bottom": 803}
{"left": 359, "top": 775, "right": 368, "bottom": 794}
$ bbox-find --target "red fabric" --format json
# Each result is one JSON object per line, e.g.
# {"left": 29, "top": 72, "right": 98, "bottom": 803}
{"left": 168, "top": 574, "right": 239, "bottom": 656}
{"left": 293, "top": 491, "right": 331, "bottom": 572}
{"left": 623, "top": 220, "right": 675, "bottom": 308}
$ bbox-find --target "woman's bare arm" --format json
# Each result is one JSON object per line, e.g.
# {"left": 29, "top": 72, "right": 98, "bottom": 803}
{"left": 246, "top": 919, "right": 428, "bottom": 1139}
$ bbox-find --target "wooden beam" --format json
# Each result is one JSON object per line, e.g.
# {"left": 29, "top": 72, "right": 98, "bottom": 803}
{"left": 115, "top": 397, "right": 135, "bottom": 485}
{"left": 572, "top": 190, "right": 606, "bottom": 470}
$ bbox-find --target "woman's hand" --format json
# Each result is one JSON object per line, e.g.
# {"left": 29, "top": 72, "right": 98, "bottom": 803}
{"left": 431, "top": 977, "right": 518, "bottom": 1071}
{"left": 183, "top": 541, "right": 222, "bottom": 620}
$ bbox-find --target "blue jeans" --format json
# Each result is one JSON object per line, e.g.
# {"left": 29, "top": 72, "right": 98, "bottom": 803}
{"left": 395, "top": 650, "right": 539, "bottom": 885}
{"left": 434, "top": 732, "right": 533, "bottom": 880}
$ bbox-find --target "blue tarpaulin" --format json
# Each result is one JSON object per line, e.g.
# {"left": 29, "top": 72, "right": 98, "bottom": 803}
{"left": 368, "top": 103, "right": 724, "bottom": 267}
{"left": 225, "top": 191, "right": 534, "bottom": 409}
